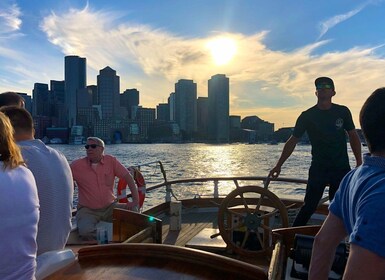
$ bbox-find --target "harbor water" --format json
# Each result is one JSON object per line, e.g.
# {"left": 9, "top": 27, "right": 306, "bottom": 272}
{"left": 53, "top": 143, "right": 366, "bottom": 209}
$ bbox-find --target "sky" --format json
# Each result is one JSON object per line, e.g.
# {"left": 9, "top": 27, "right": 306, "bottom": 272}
{"left": 1, "top": 0, "right": 385, "bottom": 129}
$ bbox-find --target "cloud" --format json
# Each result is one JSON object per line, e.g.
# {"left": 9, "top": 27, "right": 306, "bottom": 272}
{"left": 21, "top": 4, "right": 385, "bottom": 129}
{"left": 317, "top": 2, "right": 377, "bottom": 40}
{"left": 0, "top": 3, "right": 22, "bottom": 35}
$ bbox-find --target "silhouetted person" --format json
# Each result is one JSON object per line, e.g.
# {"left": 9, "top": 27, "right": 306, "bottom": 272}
{"left": 269, "top": 77, "right": 362, "bottom": 226}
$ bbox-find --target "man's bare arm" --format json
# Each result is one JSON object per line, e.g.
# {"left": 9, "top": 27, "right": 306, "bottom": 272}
{"left": 269, "top": 136, "right": 299, "bottom": 178}
{"left": 347, "top": 129, "right": 362, "bottom": 167}
{"left": 309, "top": 213, "right": 347, "bottom": 280}
{"left": 343, "top": 244, "right": 385, "bottom": 280}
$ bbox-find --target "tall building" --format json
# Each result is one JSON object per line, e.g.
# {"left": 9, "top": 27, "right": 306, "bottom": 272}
{"left": 208, "top": 74, "right": 229, "bottom": 143}
{"left": 168, "top": 92, "right": 176, "bottom": 121}
{"left": 156, "top": 103, "right": 169, "bottom": 121}
{"left": 197, "top": 97, "right": 209, "bottom": 140}
{"left": 32, "top": 83, "right": 50, "bottom": 117}
{"left": 65, "top": 55, "right": 86, "bottom": 127}
{"left": 50, "top": 80, "right": 67, "bottom": 127}
{"left": 97, "top": 66, "right": 120, "bottom": 120}
{"left": 136, "top": 107, "right": 156, "bottom": 141}
{"left": 120, "top": 88, "right": 139, "bottom": 120}
{"left": 175, "top": 79, "right": 197, "bottom": 139}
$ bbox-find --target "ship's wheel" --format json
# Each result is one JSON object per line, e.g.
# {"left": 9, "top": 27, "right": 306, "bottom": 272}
{"left": 218, "top": 185, "right": 289, "bottom": 257}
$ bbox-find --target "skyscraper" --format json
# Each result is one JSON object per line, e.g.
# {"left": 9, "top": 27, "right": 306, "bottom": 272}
{"left": 32, "top": 83, "right": 50, "bottom": 117}
{"left": 168, "top": 92, "right": 176, "bottom": 121}
{"left": 97, "top": 66, "right": 120, "bottom": 120}
{"left": 120, "top": 88, "right": 139, "bottom": 120}
{"left": 208, "top": 74, "right": 229, "bottom": 143}
{"left": 197, "top": 97, "right": 209, "bottom": 140}
{"left": 175, "top": 79, "right": 197, "bottom": 139}
{"left": 50, "top": 80, "right": 66, "bottom": 127}
{"left": 64, "top": 55, "right": 86, "bottom": 127}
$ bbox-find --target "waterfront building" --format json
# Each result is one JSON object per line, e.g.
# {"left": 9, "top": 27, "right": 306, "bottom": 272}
{"left": 175, "top": 79, "right": 197, "bottom": 140}
{"left": 34, "top": 115, "right": 51, "bottom": 140}
{"left": 197, "top": 97, "right": 209, "bottom": 140}
{"left": 64, "top": 55, "right": 86, "bottom": 127}
{"left": 120, "top": 88, "right": 139, "bottom": 120}
{"left": 229, "top": 115, "right": 242, "bottom": 142}
{"left": 136, "top": 107, "right": 156, "bottom": 141}
{"left": 208, "top": 74, "right": 229, "bottom": 143}
{"left": 156, "top": 103, "right": 169, "bottom": 121}
{"left": 241, "top": 116, "right": 274, "bottom": 142}
{"left": 149, "top": 120, "right": 181, "bottom": 143}
{"left": 97, "top": 66, "right": 120, "bottom": 120}
{"left": 32, "top": 83, "right": 50, "bottom": 117}
{"left": 168, "top": 92, "right": 176, "bottom": 121}
{"left": 50, "top": 80, "right": 67, "bottom": 127}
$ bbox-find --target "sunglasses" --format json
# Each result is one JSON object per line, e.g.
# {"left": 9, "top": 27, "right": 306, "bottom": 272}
{"left": 85, "top": 144, "right": 101, "bottom": 149}
{"left": 316, "top": 84, "right": 333, "bottom": 89}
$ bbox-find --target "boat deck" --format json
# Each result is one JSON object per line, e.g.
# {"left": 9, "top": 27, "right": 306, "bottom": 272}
{"left": 160, "top": 208, "right": 218, "bottom": 246}
{"left": 156, "top": 206, "right": 271, "bottom": 269}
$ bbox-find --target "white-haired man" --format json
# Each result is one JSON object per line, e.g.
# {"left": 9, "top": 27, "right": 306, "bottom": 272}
{"left": 70, "top": 137, "right": 139, "bottom": 241}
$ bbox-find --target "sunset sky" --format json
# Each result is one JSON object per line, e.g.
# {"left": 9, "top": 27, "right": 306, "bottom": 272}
{"left": 1, "top": 0, "right": 385, "bottom": 129}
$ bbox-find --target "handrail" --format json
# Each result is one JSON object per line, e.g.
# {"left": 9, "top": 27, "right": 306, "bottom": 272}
{"left": 125, "top": 160, "right": 310, "bottom": 204}
{"left": 146, "top": 176, "right": 308, "bottom": 193}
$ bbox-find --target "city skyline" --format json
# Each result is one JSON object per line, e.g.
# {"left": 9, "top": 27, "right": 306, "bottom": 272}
{"left": 2, "top": 1, "right": 385, "bottom": 129}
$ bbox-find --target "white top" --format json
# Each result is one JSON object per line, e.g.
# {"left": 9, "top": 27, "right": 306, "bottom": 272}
{"left": 0, "top": 162, "right": 39, "bottom": 280}
{"left": 19, "top": 139, "right": 74, "bottom": 255}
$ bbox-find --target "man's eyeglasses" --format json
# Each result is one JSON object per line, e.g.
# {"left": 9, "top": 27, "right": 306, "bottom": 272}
{"left": 85, "top": 144, "right": 101, "bottom": 149}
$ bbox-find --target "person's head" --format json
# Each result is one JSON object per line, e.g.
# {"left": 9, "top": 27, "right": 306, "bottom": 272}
{"left": 0, "top": 92, "right": 25, "bottom": 108}
{"left": 0, "top": 106, "right": 34, "bottom": 141}
{"left": 0, "top": 112, "right": 24, "bottom": 170}
{"left": 315, "top": 77, "right": 336, "bottom": 100}
{"left": 359, "top": 88, "right": 385, "bottom": 154}
{"left": 85, "top": 137, "right": 105, "bottom": 163}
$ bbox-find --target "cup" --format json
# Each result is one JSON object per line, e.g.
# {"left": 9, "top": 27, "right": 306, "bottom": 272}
{"left": 96, "top": 227, "right": 108, "bottom": 244}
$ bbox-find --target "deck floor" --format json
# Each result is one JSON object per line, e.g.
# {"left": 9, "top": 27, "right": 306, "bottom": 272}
{"left": 160, "top": 208, "right": 219, "bottom": 246}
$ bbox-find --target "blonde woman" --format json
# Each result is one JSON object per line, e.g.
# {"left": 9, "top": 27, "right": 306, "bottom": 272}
{"left": 0, "top": 112, "right": 39, "bottom": 280}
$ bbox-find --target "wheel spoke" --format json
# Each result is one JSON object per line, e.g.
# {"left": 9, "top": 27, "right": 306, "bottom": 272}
{"left": 234, "top": 180, "right": 252, "bottom": 214}
{"left": 241, "top": 230, "right": 250, "bottom": 248}
{"left": 259, "top": 208, "right": 279, "bottom": 219}
{"left": 225, "top": 208, "right": 244, "bottom": 218}
{"left": 256, "top": 230, "right": 264, "bottom": 248}
{"left": 253, "top": 194, "right": 265, "bottom": 215}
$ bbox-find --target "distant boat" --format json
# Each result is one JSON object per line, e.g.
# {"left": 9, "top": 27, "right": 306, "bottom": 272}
{"left": 49, "top": 138, "right": 63, "bottom": 144}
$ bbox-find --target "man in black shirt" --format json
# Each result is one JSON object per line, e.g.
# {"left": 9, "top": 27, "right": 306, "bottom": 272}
{"left": 269, "top": 77, "right": 362, "bottom": 226}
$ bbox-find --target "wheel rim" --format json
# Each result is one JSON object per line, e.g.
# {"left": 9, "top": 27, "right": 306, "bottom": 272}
{"left": 218, "top": 185, "right": 289, "bottom": 257}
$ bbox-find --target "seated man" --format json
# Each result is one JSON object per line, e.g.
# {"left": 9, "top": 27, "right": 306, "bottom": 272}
{"left": 1, "top": 106, "right": 73, "bottom": 255}
{"left": 309, "top": 88, "right": 385, "bottom": 279}
{"left": 70, "top": 137, "right": 139, "bottom": 241}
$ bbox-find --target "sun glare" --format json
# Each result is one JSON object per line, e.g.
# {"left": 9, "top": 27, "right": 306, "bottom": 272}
{"left": 206, "top": 37, "right": 237, "bottom": 66}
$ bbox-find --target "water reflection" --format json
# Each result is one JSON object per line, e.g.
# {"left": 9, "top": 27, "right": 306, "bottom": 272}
{"left": 53, "top": 143, "right": 367, "bottom": 208}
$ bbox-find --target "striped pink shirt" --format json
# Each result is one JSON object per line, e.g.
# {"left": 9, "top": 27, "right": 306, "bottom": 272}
{"left": 70, "top": 155, "right": 130, "bottom": 209}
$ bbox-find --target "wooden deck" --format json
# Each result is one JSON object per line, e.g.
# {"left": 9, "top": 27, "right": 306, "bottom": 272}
{"left": 160, "top": 208, "right": 219, "bottom": 246}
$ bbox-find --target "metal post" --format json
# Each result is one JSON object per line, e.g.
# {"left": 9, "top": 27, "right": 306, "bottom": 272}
{"left": 214, "top": 180, "right": 219, "bottom": 198}
{"left": 166, "top": 184, "right": 172, "bottom": 202}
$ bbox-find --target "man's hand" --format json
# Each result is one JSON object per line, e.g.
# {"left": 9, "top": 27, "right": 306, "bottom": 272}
{"left": 269, "top": 166, "right": 281, "bottom": 178}
{"left": 126, "top": 201, "right": 139, "bottom": 212}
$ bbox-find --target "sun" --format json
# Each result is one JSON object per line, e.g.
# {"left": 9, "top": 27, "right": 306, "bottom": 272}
{"left": 206, "top": 37, "right": 237, "bottom": 66}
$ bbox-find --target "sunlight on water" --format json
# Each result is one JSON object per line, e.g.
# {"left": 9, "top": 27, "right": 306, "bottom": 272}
{"left": 54, "top": 143, "right": 367, "bottom": 209}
